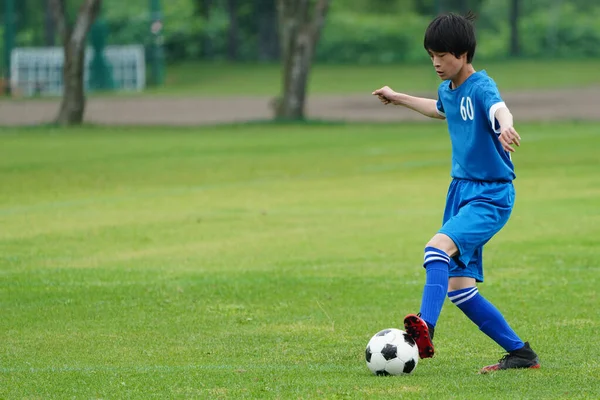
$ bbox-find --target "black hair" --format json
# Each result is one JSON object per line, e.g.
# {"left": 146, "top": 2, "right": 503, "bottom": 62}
{"left": 424, "top": 12, "right": 477, "bottom": 63}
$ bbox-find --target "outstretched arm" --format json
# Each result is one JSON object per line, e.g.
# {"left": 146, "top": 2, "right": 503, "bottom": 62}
{"left": 372, "top": 86, "right": 445, "bottom": 120}
{"left": 495, "top": 106, "right": 521, "bottom": 153}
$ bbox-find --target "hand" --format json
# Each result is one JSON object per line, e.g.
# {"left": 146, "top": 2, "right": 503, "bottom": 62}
{"left": 498, "top": 126, "right": 521, "bottom": 153}
{"left": 372, "top": 86, "right": 397, "bottom": 105}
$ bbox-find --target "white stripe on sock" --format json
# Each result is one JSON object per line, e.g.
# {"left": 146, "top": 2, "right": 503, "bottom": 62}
{"left": 448, "top": 287, "right": 478, "bottom": 302}
{"left": 452, "top": 289, "right": 479, "bottom": 306}
{"left": 424, "top": 256, "right": 451, "bottom": 264}
{"left": 424, "top": 251, "right": 450, "bottom": 261}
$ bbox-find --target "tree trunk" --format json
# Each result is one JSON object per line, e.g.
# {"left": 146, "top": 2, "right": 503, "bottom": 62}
{"left": 509, "top": 0, "right": 520, "bottom": 56}
{"left": 275, "top": 0, "right": 331, "bottom": 120}
{"left": 50, "top": 0, "right": 101, "bottom": 126}
{"left": 226, "top": 0, "right": 239, "bottom": 61}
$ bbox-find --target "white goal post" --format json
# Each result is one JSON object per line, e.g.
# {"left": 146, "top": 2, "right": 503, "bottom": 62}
{"left": 10, "top": 45, "right": 146, "bottom": 97}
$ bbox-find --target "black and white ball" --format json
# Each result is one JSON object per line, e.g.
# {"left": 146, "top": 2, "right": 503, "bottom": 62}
{"left": 365, "top": 328, "right": 419, "bottom": 376}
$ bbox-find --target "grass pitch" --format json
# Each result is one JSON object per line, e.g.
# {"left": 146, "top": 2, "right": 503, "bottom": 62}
{"left": 1, "top": 121, "right": 599, "bottom": 398}
{"left": 149, "top": 60, "right": 600, "bottom": 96}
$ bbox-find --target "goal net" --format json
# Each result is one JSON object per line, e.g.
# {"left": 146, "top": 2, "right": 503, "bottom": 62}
{"left": 10, "top": 45, "right": 146, "bottom": 97}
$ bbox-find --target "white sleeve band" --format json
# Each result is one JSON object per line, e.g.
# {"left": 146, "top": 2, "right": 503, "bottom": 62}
{"left": 436, "top": 108, "right": 446, "bottom": 117}
{"left": 489, "top": 101, "right": 507, "bottom": 133}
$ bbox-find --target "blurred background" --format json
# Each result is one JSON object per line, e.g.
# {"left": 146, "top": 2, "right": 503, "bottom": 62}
{"left": 1, "top": 0, "right": 599, "bottom": 125}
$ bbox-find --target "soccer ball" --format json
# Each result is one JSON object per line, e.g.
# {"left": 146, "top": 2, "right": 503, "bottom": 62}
{"left": 365, "top": 328, "right": 419, "bottom": 376}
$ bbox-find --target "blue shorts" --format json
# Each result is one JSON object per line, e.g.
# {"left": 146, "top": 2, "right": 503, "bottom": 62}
{"left": 438, "top": 179, "right": 515, "bottom": 282}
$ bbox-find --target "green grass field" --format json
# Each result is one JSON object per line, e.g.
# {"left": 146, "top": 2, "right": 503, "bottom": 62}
{"left": 1, "top": 121, "right": 599, "bottom": 398}
{"left": 147, "top": 59, "right": 600, "bottom": 96}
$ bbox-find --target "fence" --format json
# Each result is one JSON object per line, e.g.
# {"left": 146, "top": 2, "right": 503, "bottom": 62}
{"left": 10, "top": 45, "right": 145, "bottom": 97}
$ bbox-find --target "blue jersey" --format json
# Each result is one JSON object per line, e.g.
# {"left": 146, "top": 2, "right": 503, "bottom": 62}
{"left": 436, "top": 70, "right": 515, "bottom": 182}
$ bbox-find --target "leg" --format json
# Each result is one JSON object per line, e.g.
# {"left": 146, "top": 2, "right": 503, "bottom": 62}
{"left": 448, "top": 276, "right": 476, "bottom": 291}
{"left": 404, "top": 233, "right": 456, "bottom": 359}
{"left": 405, "top": 179, "right": 511, "bottom": 360}
{"left": 419, "top": 233, "right": 457, "bottom": 327}
{"left": 447, "top": 275, "right": 540, "bottom": 373}
{"left": 448, "top": 274, "right": 524, "bottom": 352}
{"left": 427, "top": 233, "right": 459, "bottom": 257}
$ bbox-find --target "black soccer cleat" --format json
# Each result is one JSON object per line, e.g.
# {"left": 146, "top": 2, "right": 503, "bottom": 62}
{"left": 403, "top": 313, "right": 435, "bottom": 359}
{"left": 479, "top": 342, "right": 541, "bottom": 374}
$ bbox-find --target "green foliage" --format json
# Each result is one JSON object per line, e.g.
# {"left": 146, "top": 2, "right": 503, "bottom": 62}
{"left": 0, "top": 25, "right": 4, "bottom": 75}
{"left": 103, "top": 0, "right": 149, "bottom": 48}
{"left": 2, "top": 0, "right": 600, "bottom": 65}
{"left": 317, "top": 2, "right": 600, "bottom": 63}
{"left": 413, "top": 0, "right": 485, "bottom": 15}
{"left": 520, "top": 3, "right": 600, "bottom": 58}
{"left": 316, "top": 12, "right": 431, "bottom": 64}
{"left": 1, "top": 122, "right": 600, "bottom": 398}
{"left": 330, "top": 0, "right": 415, "bottom": 14}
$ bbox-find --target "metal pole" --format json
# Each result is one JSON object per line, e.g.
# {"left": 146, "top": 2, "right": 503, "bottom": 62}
{"left": 149, "top": 0, "right": 165, "bottom": 86}
{"left": 4, "top": 0, "right": 16, "bottom": 95}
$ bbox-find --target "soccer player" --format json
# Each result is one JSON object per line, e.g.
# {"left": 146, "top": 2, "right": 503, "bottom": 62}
{"left": 372, "top": 12, "right": 540, "bottom": 373}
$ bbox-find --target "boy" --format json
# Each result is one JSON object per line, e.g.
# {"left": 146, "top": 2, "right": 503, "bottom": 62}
{"left": 372, "top": 12, "right": 540, "bottom": 373}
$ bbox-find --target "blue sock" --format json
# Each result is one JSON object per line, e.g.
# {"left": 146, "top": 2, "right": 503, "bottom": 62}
{"left": 448, "top": 287, "right": 524, "bottom": 352}
{"left": 419, "top": 247, "right": 450, "bottom": 328}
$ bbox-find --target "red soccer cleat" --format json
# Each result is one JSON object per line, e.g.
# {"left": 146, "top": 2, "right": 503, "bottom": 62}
{"left": 403, "top": 313, "right": 435, "bottom": 359}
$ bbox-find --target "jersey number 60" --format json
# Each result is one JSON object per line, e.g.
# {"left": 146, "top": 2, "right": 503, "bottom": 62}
{"left": 460, "top": 96, "right": 474, "bottom": 121}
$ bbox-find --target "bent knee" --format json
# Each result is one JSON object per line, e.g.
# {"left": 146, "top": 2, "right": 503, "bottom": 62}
{"left": 426, "top": 233, "right": 458, "bottom": 257}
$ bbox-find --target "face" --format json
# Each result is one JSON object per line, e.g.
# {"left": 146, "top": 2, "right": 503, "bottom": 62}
{"left": 427, "top": 50, "right": 467, "bottom": 81}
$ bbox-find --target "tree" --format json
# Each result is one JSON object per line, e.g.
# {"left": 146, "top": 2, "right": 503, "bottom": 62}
{"left": 226, "top": 0, "right": 239, "bottom": 61}
{"left": 275, "top": 0, "right": 331, "bottom": 120}
{"left": 50, "top": 0, "right": 102, "bottom": 125}
{"left": 509, "top": 0, "right": 520, "bottom": 56}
